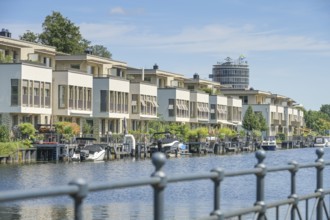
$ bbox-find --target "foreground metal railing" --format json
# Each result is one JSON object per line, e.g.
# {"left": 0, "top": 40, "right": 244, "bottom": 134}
{"left": 1, "top": 149, "right": 330, "bottom": 220}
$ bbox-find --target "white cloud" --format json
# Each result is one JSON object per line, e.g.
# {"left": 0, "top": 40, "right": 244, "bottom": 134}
{"left": 110, "top": 7, "right": 126, "bottom": 15}
{"left": 109, "top": 6, "right": 145, "bottom": 16}
{"left": 79, "top": 22, "right": 330, "bottom": 56}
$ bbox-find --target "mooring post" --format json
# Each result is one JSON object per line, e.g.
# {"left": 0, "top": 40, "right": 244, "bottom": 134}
{"left": 210, "top": 167, "right": 224, "bottom": 219}
{"left": 255, "top": 150, "right": 267, "bottom": 220}
{"left": 315, "top": 148, "right": 325, "bottom": 220}
{"left": 151, "top": 152, "right": 167, "bottom": 220}
{"left": 288, "top": 160, "right": 299, "bottom": 220}
{"left": 69, "top": 178, "right": 88, "bottom": 220}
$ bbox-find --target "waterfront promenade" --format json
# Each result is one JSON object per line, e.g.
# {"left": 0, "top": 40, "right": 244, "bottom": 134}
{"left": 1, "top": 147, "right": 330, "bottom": 219}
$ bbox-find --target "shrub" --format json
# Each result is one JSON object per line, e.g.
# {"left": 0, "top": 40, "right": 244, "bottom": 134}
{"left": 0, "top": 125, "right": 10, "bottom": 142}
{"left": 18, "top": 123, "right": 36, "bottom": 139}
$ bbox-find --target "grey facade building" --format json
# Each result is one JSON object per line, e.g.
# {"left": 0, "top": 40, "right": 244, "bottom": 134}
{"left": 210, "top": 56, "right": 249, "bottom": 89}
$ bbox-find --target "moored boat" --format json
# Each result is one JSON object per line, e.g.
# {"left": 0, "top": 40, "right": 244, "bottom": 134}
{"left": 260, "top": 137, "right": 277, "bottom": 151}
{"left": 148, "top": 132, "right": 180, "bottom": 157}
{"left": 71, "top": 138, "right": 106, "bottom": 162}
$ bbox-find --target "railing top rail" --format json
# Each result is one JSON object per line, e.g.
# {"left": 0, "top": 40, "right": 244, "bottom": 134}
{"left": 89, "top": 177, "right": 160, "bottom": 192}
{"left": 0, "top": 185, "right": 78, "bottom": 203}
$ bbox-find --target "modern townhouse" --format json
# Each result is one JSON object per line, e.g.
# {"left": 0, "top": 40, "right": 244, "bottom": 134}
{"left": 184, "top": 73, "right": 241, "bottom": 128}
{"left": 93, "top": 76, "right": 129, "bottom": 138}
{"left": 127, "top": 65, "right": 188, "bottom": 126}
{"left": 221, "top": 88, "right": 304, "bottom": 138}
{"left": 52, "top": 69, "right": 93, "bottom": 127}
{"left": 227, "top": 96, "right": 242, "bottom": 127}
{"left": 55, "top": 53, "right": 130, "bottom": 139}
{"left": 0, "top": 36, "right": 57, "bottom": 129}
{"left": 158, "top": 87, "right": 190, "bottom": 124}
{"left": 129, "top": 81, "right": 158, "bottom": 132}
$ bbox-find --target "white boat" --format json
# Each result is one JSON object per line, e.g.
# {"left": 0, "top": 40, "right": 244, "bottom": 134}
{"left": 260, "top": 137, "right": 277, "bottom": 151}
{"left": 313, "top": 136, "right": 330, "bottom": 148}
{"left": 148, "top": 132, "right": 180, "bottom": 157}
{"left": 123, "top": 134, "right": 136, "bottom": 154}
{"left": 71, "top": 138, "right": 105, "bottom": 162}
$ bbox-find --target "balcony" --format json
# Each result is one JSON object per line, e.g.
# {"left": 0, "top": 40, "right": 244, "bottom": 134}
{"left": 272, "top": 119, "right": 280, "bottom": 125}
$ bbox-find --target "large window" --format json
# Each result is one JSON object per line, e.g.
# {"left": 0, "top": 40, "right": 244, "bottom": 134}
{"left": 100, "top": 90, "right": 108, "bottom": 112}
{"left": 11, "top": 79, "right": 19, "bottom": 106}
{"left": 45, "top": 83, "right": 51, "bottom": 107}
{"left": 58, "top": 85, "right": 66, "bottom": 108}
{"left": 168, "top": 99, "right": 174, "bottom": 117}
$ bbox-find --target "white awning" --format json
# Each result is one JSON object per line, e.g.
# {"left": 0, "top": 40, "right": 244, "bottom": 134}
{"left": 152, "top": 100, "right": 159, "bottom": 107}
{"left": 219, "top": 120, "right": 236, "bottom": 126}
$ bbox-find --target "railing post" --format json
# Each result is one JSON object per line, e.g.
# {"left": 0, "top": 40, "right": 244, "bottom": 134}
{"left": 315, "top": 148, "right": 325, "bottom": 220}
{"left": 255, "top": 150, "right": 267, "bottom": 220}
{"left": 151, "top": 152, "right": 167, "bottom": 220}
{"left": 69, "top": 178, "right": 88, "bottom": 220}
{"left": 210, "top": 168, "right": 224, "bottom": 219}
{"left": 288, "top": 160, "right": 299, "bottom": 220}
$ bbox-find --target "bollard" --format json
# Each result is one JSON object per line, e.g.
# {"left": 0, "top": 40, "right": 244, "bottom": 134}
{"left": 151, "top": 152, "right": 167, "bottom": 220}
{"left": 255, "top": 150, "right": 267, "bottom": 220}
{"left": 69, "top": 178, "right": 88, "bottom": 220}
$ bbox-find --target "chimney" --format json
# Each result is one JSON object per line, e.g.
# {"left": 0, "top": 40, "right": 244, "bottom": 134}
{"left": 153, "top": 63, "right": 158, "bottom": 70}
{"left": 84, "top": 48, "right": 93, "bottom": 55}
{"left": 0, "top": 28, "right": 11, "bottom": 38}
{"left": 193, "top": 73, "right": 199, "bottom": 80}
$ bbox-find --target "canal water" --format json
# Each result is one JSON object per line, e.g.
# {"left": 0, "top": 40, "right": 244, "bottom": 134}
{"left": 1, "top": 147, "right": 330, "bottom": 220}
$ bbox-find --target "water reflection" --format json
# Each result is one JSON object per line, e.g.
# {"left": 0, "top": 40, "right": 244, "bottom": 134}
{"left": 1, "top": 148, "right": 330, "bottom": 219}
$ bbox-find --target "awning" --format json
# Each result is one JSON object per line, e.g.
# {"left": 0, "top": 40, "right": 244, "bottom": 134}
{"left": 218, "top": 120, "right": 236, "bottom": 126}
{"left": 152, "top": 100, "right": 159, "bottom": 107}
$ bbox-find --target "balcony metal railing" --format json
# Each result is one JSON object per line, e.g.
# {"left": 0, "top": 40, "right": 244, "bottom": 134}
{"left": 0, "top": 149, "right": 330, "bottom": 220}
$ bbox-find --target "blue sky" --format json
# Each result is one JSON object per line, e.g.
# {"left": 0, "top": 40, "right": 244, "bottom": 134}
{"left": 1, "top": 0, "right": 330, "bottom": 110}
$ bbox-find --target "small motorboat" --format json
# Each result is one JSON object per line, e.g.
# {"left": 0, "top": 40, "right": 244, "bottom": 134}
{"left": 148, "top": 131, "right": 180, "bottom": 157}
{"left": 260, "top": 137, "right": 277, "bottom": 151}
{"left": 71, "top": 138, "right": 105, "bottom": 162}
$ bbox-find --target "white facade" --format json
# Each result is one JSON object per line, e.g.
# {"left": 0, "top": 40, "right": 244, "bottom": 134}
{"left": 52, "top": 70, "right": 93, "bottom": 117}
{"left": 0, "top": 63, "right": 52, "bottom": 128}
{"left": 93, "top": 77, "right": 130, "bottom": 135}
{"left": 158, "top": 88, "right": 190, "bottom": 123}
{"left": 209, "top": 95, "right": 229, "bottom": 126}
{"left": 189, "top": 91, "right": 210, "bottom": 125}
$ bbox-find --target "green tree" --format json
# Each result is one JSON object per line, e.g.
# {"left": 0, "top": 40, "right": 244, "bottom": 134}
{"left": 304, "top": 110, "right": 330, "bottom": 134}
{"left": 39, "top": 11, "right": 86, "bottom": 54}
{"left": 320, "top": 104, "right": 330, "bottom": 118}
{"left": 19, "top": 30, "right": 39, "bottom": 43}
{"left": 255, "top": 112, "right": 268, "bottom": 132}
{"left": 91, "top": 45, "right": 112, "bottom": 58}
{"left": 242, "top": 105, "right": 257, "bottom": 131}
